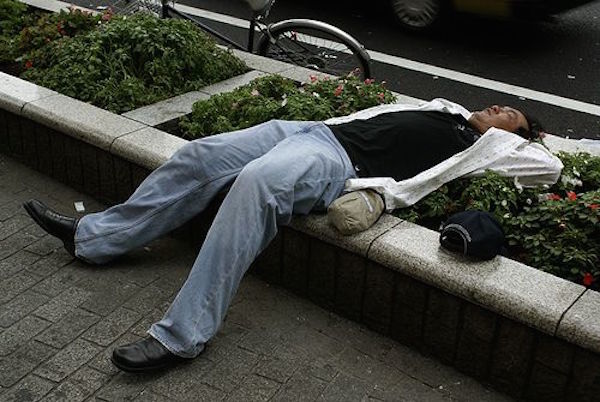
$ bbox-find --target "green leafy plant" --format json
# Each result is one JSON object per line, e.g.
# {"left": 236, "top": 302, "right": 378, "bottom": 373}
{"left": 21, "top": 13, "right": 248, "bottom": 113}
{"left": 394, "top": 152, "right": 600, "bottom": 289}
{"left": 18, "top": 7, "right": 101, "bottom": 56}
{"left": 505, "top": 189, "right": 600, "bottom": 286}
{"left": 0, "top": 0, "right": 33, "bottom": 64}
{"left": 1, "top": 2, "right": 100, "bottom": 71}
{"left": 179, "top": 73, "right": 395, "bottom": 138}
{"left": 0, "top": 0, "right": 28, "bottom": 33}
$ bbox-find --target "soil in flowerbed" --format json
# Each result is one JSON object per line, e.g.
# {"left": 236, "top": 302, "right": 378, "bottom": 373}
{"left": 0, "top": 61, "right": 22, "bottom": 76}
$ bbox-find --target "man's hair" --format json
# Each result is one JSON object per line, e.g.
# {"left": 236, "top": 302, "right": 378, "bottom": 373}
{"left": 515, "top": 111, "right": 544, "bottom": 140}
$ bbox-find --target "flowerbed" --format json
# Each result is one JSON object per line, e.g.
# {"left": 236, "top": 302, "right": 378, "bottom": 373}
{"left": 2, "top": 0, "right": 248, "bottom": 113}
{"left": 179, "top": 73, "right": 395, "bottom": 138}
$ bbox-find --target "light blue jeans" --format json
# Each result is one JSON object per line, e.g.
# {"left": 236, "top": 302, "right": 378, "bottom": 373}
{"left": 74, "top": 120, "right": 356, "bottom": 357}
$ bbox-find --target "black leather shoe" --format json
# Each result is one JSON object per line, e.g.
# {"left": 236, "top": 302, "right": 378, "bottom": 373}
{"left": 23, "top": 199, "right": 78, "bottom": 256}
{"left": 111, "top": 337, "right": 192, "bottom": 372}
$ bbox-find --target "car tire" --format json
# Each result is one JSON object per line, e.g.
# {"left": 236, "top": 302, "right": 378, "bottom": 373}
{"left": 390, "top": 0, "right": 444, "bottom": 31}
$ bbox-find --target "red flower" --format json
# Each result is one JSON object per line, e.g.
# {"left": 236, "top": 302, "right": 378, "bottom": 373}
{"left": 548, "top": 193, "right": 561, "bottom": 201}
{"left": 333, "top": 84, "right": 343, "bottom": 96}
{"left": 102, "top": 10, "right": 113, "bottom": 21}
{"left": 25, "top": 60, "right": 33, "bottom": 69}
{"left": 589, "top": 204, "right": 599, "bottom": 210}
{"left": 309, "top": 75, "right": 318, "bottom": 83}
{"left": 583, "top": 273, "right": 595, "bottom": 286}
{"left": 567, "top": 191, "right": 577, "bottom": 201}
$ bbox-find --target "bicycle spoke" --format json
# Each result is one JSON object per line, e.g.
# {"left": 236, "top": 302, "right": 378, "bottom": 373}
{"left": 269, "top": 30, "right": 362, "bottom": 76}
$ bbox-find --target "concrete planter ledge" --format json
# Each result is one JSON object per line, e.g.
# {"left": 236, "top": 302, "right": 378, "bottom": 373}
{"left": 287, "top": 213, "right": 591, "bottom": 347}
{"left": 2, "top": 44, "right": 600, "bottom": 399}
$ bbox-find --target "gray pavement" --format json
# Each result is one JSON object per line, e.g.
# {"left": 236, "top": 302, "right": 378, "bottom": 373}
{"left": 0, "top": 153, "right": 512, "bottom": 401}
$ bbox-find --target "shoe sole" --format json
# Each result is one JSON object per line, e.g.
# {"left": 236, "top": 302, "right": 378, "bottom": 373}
{"left": 110, "top": 355, "right": 192, "bottom": 373}
{"left": 23, "top": 201, "right": 75, "bottom": 255}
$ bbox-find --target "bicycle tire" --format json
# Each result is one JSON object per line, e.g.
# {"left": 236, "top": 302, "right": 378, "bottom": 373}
{"left": 257, "top": 19, "right": 372, "bottom": 79}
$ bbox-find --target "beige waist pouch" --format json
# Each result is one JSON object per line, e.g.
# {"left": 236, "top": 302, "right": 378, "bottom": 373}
{"left": 327, "top": 189, "right": 385, "bottom": 235}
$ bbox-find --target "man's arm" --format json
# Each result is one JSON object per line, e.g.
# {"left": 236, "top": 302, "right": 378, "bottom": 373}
{"left": 466, "top": 141, "right": 563, "bottom": 188}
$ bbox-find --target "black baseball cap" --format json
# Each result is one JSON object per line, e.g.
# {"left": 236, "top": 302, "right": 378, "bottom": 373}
{"left": 439, "top": 211, "right": 505, "bottom": 260}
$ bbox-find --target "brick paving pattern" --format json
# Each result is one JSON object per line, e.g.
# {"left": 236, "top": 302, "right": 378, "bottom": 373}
{"left": 0, "top": 153, "right": 512, "bottom": 401}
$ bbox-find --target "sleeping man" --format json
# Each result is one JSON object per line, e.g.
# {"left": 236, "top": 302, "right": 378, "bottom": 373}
{"left": 23, "top": 98, "right": 562, "bottom": 372}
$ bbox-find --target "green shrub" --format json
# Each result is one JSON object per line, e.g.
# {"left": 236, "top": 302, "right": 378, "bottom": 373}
{"left": 21, "top": 13, "right": 248, "bottom": 113}
{"left": 18, "top": 7, "right": 101, "bottom": 56}
{"left": 1, "top": 2, "right": 100, "bottom": 68}
{"left": 394, "top": 152, "right": 600, "bottom": 289}
{"left": 179, "top": 74, "right": 395, "bottom": 138}
{"left": 0, "top": 0, "right": 31, "bottom": 64}
{"left": 0, "top": 0, "right": 28, "bottom": 34}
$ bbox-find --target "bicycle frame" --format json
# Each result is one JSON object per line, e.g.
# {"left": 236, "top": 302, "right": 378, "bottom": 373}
{"left": 160, "top": 1, "right": 262, "bottom": 52}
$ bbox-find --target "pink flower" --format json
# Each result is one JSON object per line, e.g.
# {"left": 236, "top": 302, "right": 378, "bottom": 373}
{"left": 567, "top": 191, "right": 577, "bottom": 201}
{"left": 364, "top": 78, "right": 375, "bottom": 85}
{"left": 583, "top": 273, "right": 595, "bottom": 286}
{"left": 334, "top": 84, "right": 343, "bottom": 96}
{"left": 377, "top": 92, "right": 385, "bottom": 101}
{"left": 589, "top": 204, "right": 599, "bottom": 210}
{"left": 309, "top": 75, "right": 318, "bottom": 83}
{"left": 547, "top": 194, "right": 561, "bottom": 201}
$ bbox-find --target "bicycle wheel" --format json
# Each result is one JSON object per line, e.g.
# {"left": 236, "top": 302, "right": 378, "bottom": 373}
{"left": 257, "top": 19, "right": 372, "bottom": 79}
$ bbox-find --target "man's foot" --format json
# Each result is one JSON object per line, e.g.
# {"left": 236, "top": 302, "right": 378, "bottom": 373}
{"left": 111, "top": 337, "right": 192, "bottom": 373}
{"left": 23, "top": 199, "right": 78, "bottom": 257}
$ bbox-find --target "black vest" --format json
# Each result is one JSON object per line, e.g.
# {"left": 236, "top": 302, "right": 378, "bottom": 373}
{"left": 327, "top": 111, "right": 480, "bottom": 181}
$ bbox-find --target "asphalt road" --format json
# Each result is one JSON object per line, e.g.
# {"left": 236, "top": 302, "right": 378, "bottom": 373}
{"left": 73, "top": 0, "right": 600, "bottom": 139}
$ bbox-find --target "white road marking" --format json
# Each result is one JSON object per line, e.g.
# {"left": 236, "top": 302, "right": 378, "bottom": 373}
{"left": 176, "top": 3, "right": 600, "bottom": 117}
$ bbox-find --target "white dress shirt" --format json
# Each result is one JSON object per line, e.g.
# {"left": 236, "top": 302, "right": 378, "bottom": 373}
{"left": 325, "top": 99, "right": 564, "bottom": 211}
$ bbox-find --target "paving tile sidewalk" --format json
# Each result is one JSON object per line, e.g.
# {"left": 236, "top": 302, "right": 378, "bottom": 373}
{"left": 0, "top": 153, "right": 512, "bottom": 401}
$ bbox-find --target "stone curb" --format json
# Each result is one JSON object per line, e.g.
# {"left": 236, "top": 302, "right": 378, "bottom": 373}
{"left": 2, "top": 1, "right": 600, "bottom": 359}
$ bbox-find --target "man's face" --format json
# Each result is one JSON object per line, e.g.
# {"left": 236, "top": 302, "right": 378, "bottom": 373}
{"left": 469, "top": 105, "right": 529, "bottom": 134}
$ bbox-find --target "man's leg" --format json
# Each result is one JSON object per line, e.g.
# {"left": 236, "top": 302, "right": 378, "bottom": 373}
{"left": 74, "top": 120, "right": 316, "bottom": 264}
{"left": 132, "top": 123, "right": 355, "bottom": 361}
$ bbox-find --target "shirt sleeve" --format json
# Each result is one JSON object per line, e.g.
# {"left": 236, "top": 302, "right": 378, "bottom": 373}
{"left": 465, "top": 141, "right": 564, "bottom": 187}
